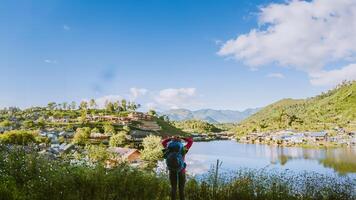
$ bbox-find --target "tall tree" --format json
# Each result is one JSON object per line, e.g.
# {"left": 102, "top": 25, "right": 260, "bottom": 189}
{"left": 79, "top": 101, "right": 88, "bottom": 110}
{"left": 105, "top": 102, "right": 115, "bottom": 113}
{"left": 71, "top": 101, "right": 77, "bottom": 110}
{"left": 62, "top": 102, "right": 68, "bottom": 110}
{"left": 121, "top": 99, "right": 127, "bottom": 111}
{"left": 89, "top": 99, "right": 97, "bottom": 109}
{"left": 47, "top": 102, "right": 56, "bottom": 111}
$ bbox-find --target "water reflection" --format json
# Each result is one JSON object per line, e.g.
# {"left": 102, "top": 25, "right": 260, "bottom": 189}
{"left": 185, "top": 140, "right": 356, "bottom": 176}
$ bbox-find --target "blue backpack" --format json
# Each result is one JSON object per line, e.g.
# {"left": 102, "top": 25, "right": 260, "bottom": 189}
{"left": 164, "top": 141, "right": 185, "bottom": 172}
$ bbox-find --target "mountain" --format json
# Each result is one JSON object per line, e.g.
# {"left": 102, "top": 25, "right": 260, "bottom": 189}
{"left": 160, "top": 108, "right": 260, "bottom": 123}
{"left": 235, "top": 81, "right": 356, "bottom": 135}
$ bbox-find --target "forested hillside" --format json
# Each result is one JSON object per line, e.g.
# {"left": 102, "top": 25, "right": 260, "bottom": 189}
{"left": 235, "top": 81, "right": 356, "bottom": 135}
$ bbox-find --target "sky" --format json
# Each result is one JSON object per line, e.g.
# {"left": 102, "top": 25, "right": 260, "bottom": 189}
{"left": 1, "top": 0, "right": 356, "bottom": 111}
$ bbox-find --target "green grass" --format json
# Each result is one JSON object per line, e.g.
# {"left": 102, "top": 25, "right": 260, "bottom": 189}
{"left": 0, "top": 145, "right": 355, "bottom": 200}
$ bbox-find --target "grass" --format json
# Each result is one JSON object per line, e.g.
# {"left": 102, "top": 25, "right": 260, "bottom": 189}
{"left": 0, "top": 145, "right": 355, "bottom": 200}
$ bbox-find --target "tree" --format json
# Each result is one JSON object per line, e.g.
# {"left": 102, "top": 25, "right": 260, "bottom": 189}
{"left": 103, "top": 123, "right": 116, "bottom": 136}
{"left": 91, "top": 127, "right": 101, "bottom": 134}
{"left": 0, "top": 130, "right": 36, "bottom": 145}
{"left": 128, "top": 102, "right": 138, "bottom": 111}
{"left": 37, "top": 117, "right": 46, "bottom": 129}
{"left": 0, "top": 120, "right": 13, "bottom": 128}
{"left": 22, "top": 120, "right": 35, "bottom": 129}
{"left": 109, "top": 131, "right": 127, "bottom": 147}
{"left": 105, "top": 102, "right": 115, "bottom": 113}
{"left": 121, "top": 99, "right": 127, "bottom": 111}
{"left": 147, "top": 109, "right": 157, "bottom": 116}
{"left": 62, "top": 102, "right": 68, "bottom": 110}
{"left": 80, "top": 109, "right": 87, "bottom": 123}
{"left": 85, "top": 144, "right": 111, "bottom": 164}
{"left": 122, "top": 125, "right": 131, "bottom": 133}
{"left": 72, "top": 127, "right": 91, "bottom": 145}
{"left": 47, "top": 102, "right": 56, "bottom": 110}
{"left": 113, "top": 101, "right": 120, "bottom": 112}
{"left": 115, "top": 100, "right": 122, "bottom": 112}
{"left": 89, "top": 99, "right": 97, "bottom": 109}
{"left": 71, "top": 101, "right": 77, "bottom": 110}
{"left": 79, "top": 101, "right": 88, "bottom": 110}
{"left": 140, "top": 135, "right": 163, "bottom": 163}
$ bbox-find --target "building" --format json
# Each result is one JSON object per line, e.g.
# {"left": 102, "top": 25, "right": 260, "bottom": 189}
{"left": 107, "top": 147, "right": 141, "bottom": 162}
{"left": 306, "top": 131, "right": 328, "bottom": 141}
{"left": 90, "top": 132, "right": 109, "bottom": 139}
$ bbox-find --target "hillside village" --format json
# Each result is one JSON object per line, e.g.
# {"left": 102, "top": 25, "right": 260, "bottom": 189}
{"left": 0, "top": 100, "right": 190, "bottom": 167}
{"left": 239, "top": 129, "right": 356, "bottom": 147}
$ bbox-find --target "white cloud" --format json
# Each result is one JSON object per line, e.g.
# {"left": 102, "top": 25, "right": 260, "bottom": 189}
{"left": 86, "top": 87, "right": 201, "bottom": 111}
{"left": 129, "top": 87, "right": 148, "bottom": 100}
{"left": 63, "top": 25, "right": 70, "bottom": 31}
{"left": 218, "top": 0, "right": 356, "bottom": 85}
{"left": 145, "top": 102, "right": 157, "bottom": 110}
{"left": 310, "top": 63, "right": 356, "bottom": 86}
{"left": 155, "top": 88, "right": 198, "bottom": 109}
{"left": 94, "top": 95, "right": 122, "bottom": 108}
{"left": 44, "top": 59, "right": 57, "bottom": 64}
{"left": 266, "top": 73, "right": 285, "bottom": 79}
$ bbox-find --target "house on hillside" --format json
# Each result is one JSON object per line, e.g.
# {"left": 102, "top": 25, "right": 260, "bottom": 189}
{"left": 283, "top": 133, "right": 304, "bottom": 144}
{"left": 128, "top": 112, "right": 144, "bottom": 120}
{"left": 90, "top": 132, "right": 109, "bottom": 139}
{"left": 107, "top": 147, "right": 141, "bottom": 162}
{"left": 306, "top": 131, "right": 328, "bottom": 142}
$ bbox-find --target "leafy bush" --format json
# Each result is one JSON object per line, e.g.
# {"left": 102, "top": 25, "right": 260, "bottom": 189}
{"left": 85, "top": 144, "right": 112, "bottom": 163}
{"left": 140, "top": 135, "right": 163, "bottom": 163}
{"left": 109, "top": 131, "right": 127, "bottom": 147}
{"left": 103, "top": 123, "right": 116, "bottom": 136}
{"left": 0, "top": 130, "right": 36, "bottom": 145}
{"left": 72, "top": 127, "right": 91, "bottom": 145}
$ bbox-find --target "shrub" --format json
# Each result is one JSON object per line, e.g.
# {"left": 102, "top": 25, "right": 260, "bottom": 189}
{"left": 140, "top": 135, "right": 163, "bottom": 163}
{"left": 0, "top": 130, "right": 36, "bottom": 145}
{"left": 85, "top": 144, "right": 111, "bottom": 164}
{"left": 103, "top": 123, "right": 116, "bottom": 136}
{"left": 72, "top": 127, "right": 91, "bottom": 145}
{"left": 109, "top": 131, "right": 127, "bottom": 147}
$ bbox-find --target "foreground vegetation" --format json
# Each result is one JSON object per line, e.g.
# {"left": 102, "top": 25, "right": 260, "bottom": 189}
{"left": 0, "top": 146, "right": 354, "bottom": 200}
{"left": 235, "top": 81, "right": 356, "bottom": 135}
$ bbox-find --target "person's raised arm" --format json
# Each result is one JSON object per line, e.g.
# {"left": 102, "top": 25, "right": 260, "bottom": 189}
{"left": 161, "top": 137, "right": 172, "bottom": 148}
{"left": 182, "top": 137, "right": 193, "bottom": 150}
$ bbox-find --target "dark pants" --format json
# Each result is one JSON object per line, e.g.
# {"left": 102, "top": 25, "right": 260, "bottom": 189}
{"left": 169, "top": 170, "right": 186, "bottom": 200}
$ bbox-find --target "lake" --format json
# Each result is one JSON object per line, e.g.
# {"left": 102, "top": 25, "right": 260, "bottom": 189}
{"left": 184, "top": 140, "right": 356, "bottom": 178}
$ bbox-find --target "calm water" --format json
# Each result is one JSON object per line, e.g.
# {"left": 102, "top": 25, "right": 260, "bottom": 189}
{"left": 184, "top": 140, "right": 356, "bottom": 177}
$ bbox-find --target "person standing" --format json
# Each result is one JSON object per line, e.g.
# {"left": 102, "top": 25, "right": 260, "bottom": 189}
{"left": 162, "top": 136, "right": 193, "bottom": 200}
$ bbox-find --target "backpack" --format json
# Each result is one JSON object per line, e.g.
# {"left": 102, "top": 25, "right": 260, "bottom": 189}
{"left": 164, "top": 140, "right": 185, "bottom": 172}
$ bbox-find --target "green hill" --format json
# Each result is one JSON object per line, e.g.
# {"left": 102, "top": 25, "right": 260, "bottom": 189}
{"left": 172, "top": 120, "right": 222, "bottom": 133}
{"left": 235, "top": 81, "right": 356, "bottom": 135}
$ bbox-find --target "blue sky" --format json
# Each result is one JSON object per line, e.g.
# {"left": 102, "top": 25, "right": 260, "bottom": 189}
{"left": 1, "top": 0, "right": 355, "bottom": 111}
